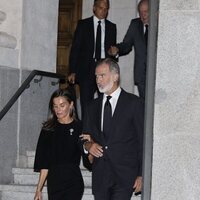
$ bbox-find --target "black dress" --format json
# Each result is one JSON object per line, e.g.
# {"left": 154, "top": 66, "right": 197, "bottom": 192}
{"left": 34, "top": 120, "right": 84, "bottom": 200}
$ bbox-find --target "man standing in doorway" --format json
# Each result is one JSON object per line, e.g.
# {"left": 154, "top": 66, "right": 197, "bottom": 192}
{"left": 68, "top": 0, "right": 117, "bottom": 118}
{"left": 109, "top": 0, "right": 149, "bottom": 99}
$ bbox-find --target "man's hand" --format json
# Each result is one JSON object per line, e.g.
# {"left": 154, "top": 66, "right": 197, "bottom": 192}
{"left": 80, "top": 134, "right": 103, "bottom": 158}
{"left": 68, "top": 73, "right": 76, "bottom": 84}
{"left": 108, "top": 46, "right": 119, "bottom": 56}
{"left": 87, "top": 142, "right": 103, "bottom": 158}
{"left": 133, "top": 176, "right": 142, "bottom": 194}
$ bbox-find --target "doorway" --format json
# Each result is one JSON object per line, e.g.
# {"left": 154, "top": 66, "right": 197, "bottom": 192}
{"left": 56, "top": 0, "right": 82, "bottom": 77}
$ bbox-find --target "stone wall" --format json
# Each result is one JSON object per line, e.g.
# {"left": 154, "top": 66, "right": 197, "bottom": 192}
{"left": 0, "top": 0, "right": 59, "bottom": 183}
{"left": 0, "top": 67, "right": 19, "bottom": 183}
{"left": 20, "top": 0, "right": 59, "bottom": 71}
{"left": 151, "top": 1, "right": 200, "bottom": 199}
{"left": 0, "top": 0, "right": 59, "bottom": 71}
{"left": 0, "top": 67, "right": 59, "bottom": 183}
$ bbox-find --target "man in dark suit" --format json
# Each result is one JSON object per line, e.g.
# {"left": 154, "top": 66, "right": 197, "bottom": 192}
{"left": 108, "top": 0, "right": 149, "bottom": 99}
{"left": 83, "top": 58, "right": 144, "bottom": 200}
{"left": 68, "top": 0, "right": 117, "bottom": 118}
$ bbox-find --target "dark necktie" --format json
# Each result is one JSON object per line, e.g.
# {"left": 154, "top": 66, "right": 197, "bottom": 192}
{"left": 95, "top": 20, "right": 101, "bottom": 60}
{"left": 144, "top": 24, "right": 148, "bottom": 46}
{"left": 103, "top": 96, "right": 112, "bottom": 139}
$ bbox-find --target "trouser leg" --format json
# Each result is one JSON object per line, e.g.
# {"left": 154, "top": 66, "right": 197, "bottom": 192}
{"left": 79, "top": 80, "right": 97, "bottom": 118}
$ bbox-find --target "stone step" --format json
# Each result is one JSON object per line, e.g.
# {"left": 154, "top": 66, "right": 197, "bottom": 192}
{"left": 12, "top": 168, "right": 92, "bottom": 187}
{"left": 0, "top": 184, "right": 93, "bottom": 200}
{"left": 21, "top": 152, "right": 141, "bottom": 200}
{"left": 0, "top": 184, "right": 141, "bottom": 200}
{"left": 26, "top": 151, "right": 35, "bottom": 168}
{"left": 26, "top": 151, "right": 87, "bottom": 169}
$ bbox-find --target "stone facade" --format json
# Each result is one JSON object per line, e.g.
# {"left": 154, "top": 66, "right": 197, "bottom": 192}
{"left": 0, "top": 0, "right": 60, "bottom": 183}
{"left": 151, "top": 1, "right": 200, "bottom": 199}
{"left": 0, "top": 0, "right": 200, "bottom": 199}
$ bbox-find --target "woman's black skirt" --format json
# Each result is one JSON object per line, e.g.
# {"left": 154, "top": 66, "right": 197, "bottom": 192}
{"left": 47, "top": 164, "right": 84, "bottom": 200}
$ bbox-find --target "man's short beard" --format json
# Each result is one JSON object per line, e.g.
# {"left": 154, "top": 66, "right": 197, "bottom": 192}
{"left": 98, "top": 80, "right": 113, "bottom": 93}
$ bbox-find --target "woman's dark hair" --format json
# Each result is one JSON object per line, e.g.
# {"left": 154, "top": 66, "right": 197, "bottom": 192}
{"left": 42, "top": 87, "right": 77, "bottom": 131}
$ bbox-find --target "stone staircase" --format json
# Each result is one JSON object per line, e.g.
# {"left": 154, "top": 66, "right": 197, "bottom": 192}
{"left": 0, "top": 151, "right": 141, "bottom": 200}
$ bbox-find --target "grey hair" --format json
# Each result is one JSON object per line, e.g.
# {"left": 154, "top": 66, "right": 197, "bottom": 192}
{"left": 96, "top": 58, "right": 120, "bottom": 84}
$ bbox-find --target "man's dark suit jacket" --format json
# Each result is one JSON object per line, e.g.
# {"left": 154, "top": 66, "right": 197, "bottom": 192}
{"left": 117, "top": 18, "right": 147, "bottom": 85}
{"left": 69, "top": 16, "right": 117, "bottom": 82}
{"left": 83, "top": 89, "right": 144, "bottom": 194}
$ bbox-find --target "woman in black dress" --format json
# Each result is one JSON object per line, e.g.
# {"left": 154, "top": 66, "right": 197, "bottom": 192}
{"left": 34, "top": 88, "right": 84, "bottom": 200}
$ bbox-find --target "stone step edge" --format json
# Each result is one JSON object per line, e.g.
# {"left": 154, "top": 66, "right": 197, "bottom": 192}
{"left": 26, "top": 151, "right": 35, "bottom": 157}
{"left": 0, "top": 184, "right": 92, "bottom": 194}
{"left": 12, "top": 168, "right": 91, "bottom": 176}
{"left": 0, "top": 185, "right": 140, "bottom": 199}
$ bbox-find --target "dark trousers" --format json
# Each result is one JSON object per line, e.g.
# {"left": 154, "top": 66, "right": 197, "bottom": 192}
{"left": 79, "top": 59, "right": 100, "bottom": 119}
{"left": 79, "top": 79, "right": 98, "bottom": 119}
{"left": 94, "top": 161, "right": 134, "bottom": 200}
{"left": 94, "top": 187, "right": 133, "bottom": 200}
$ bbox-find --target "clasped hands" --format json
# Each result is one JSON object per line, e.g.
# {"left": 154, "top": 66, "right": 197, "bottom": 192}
{"left": 80, "top": 134, "right": 103, "bottom": 163}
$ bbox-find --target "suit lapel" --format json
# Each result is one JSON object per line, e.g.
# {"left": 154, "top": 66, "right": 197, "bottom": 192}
{"left": 105, "top": 20, "right": 108, "bottom": 45}
{"left": 96, "top": 95, "right": 107, "bottom": 143}
{"left": 112, "top": 90, "right": 126, "bottom": 122}
{"left": 88, "top": 16, "right": 95, "bottom": 51}
{"left": 104, "top": 19, "right": 110, "bottom": 50}
{"left": 96, "top": 91, "right": 127, "bottom": 141}
{"left": 138, "top": 19, "right": 145, "bottom": 42}
{"left": 97, "top": 95, "right": 103, "bottom": 132}
{"left": 105, "top": 90, "right": 127, "bottom": 140}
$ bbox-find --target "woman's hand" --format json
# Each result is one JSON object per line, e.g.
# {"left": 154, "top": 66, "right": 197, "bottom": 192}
{"left": 34, "top": 190, "right": 42, "bottom": 200}
{"left": 80, "top": 133, "right": 93, "bottom": 142}
{"left": 34, "top": 169, "right": 48, "bottom": 200}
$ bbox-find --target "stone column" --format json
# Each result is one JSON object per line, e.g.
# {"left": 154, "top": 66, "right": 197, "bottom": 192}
{"left": 151, "top": 1, "right": 200, "bottom": 199}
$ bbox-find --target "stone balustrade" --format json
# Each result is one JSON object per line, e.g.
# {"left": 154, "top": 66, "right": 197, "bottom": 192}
{"left": 0, "top": 10, "right": 17, "bottom": 49}
{"left": 0, "top": 10, "right": 6, "bottom": 24}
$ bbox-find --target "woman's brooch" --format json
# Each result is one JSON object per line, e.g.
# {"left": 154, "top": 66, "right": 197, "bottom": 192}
{"left": 69, "top": 128, "right": 74, "bottom": 135}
